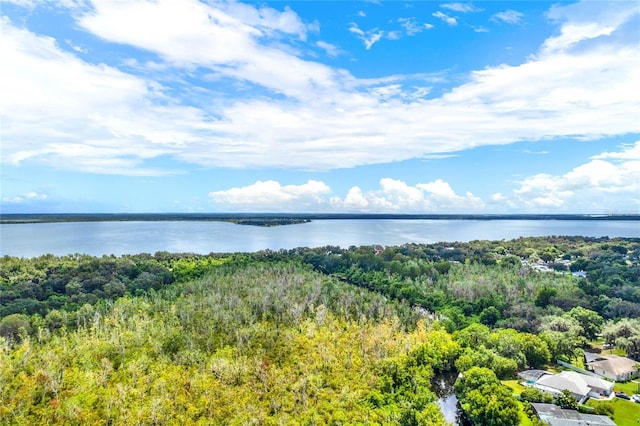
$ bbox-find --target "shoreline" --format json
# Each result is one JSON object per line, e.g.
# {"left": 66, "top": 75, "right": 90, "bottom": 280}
{"left": 2, "top": 212, "right": 639, "bottom": 226}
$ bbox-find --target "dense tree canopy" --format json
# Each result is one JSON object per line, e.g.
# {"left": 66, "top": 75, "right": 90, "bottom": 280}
{"left": 1, "top": 236, "right": 638, "bottom": 424}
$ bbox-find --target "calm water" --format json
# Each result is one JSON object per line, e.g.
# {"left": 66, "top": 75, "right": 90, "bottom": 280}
{"left": 1, "top": 219, "right": 638, "bottom": 257}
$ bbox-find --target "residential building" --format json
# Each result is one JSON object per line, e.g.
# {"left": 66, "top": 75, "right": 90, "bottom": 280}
{"left": 534, "top": 371, "right": 613, "bottom": 403}
{"left": 585, "top": 353, "right": 639, "bottom": 381}
{"left": 531, "top": 403, "right": 616, "bottom": 426}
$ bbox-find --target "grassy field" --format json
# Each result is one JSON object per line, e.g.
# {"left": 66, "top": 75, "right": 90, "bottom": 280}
{"left": 503, "top": 380, "right": 526, "bottom": 395}
{"left": 614, "top": 381, "right": 640, "bottom": 396}
{"left": 587, "top": 398, "right": 640, "bottom": 426}
{"left": 500, "top": 380, "right": 535, "bottom": 425}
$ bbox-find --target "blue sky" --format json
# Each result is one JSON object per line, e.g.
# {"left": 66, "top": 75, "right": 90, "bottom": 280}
{"left": 1, "top": 0, "right": 639, "bottom": 214}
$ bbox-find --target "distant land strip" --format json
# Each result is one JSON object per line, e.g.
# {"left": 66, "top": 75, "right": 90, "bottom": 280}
{"left": 1, "top": 213, "right": 639, "bottom": 227}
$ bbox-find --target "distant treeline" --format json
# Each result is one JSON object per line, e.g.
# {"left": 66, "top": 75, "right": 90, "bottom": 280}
{"left": 2, "top": 236, "right": 639, "bottom": 332}
{"left": 1, "top": 212, "right": 639, "bottom": 225}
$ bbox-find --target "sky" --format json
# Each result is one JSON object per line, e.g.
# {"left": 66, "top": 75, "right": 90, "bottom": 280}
{"left": 1, "top": 0, "right": 639, "bottom": 214}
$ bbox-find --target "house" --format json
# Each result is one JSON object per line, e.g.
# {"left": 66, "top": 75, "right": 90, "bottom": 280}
{"left": 531, "top": 403, "right": 616, "bottom": 426}
{"left": 534, "top": 371, "right": 613, "bottom": 403}
{"left": 518, "top": 369, "right": 553, "bottom": 384}
{"left": 584, "top": 352, "right": 601, "bottom": 364}
{"left": 585, "top": 353, "right": 639, "bottom": 381}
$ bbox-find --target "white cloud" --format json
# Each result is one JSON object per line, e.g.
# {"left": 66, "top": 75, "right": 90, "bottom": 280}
{"left": 386, "top": 30, "right": 402, "bottom": 41}
{"left": 209, "top": 180, "right": 331, "bottom": 211}
{"left": 331, "top": 178, "right": 484, "bottom": 212}
{"left": 349, "top": 23, "right": 384, "bottom": 49}
{"left": 542, "top": 2, "right": 637, "bottom": 54}
{"left": 78, "top": 0, "right": 337, "bottom": 101}
{"left": 1, "top": 0, "right": 639, "bottom": 177}
{"left": 501, "top": 142, "right": 640, "bottom": 212}
{"left": 338, "top": 187, "right": 369, "bottom": 210}
{"left": 0, "top": 17, "right": 194, "bottom": 175}
{"left": 398, "top": 17, "right": 431, "bottom": 36}
{"left": 433, "top": 11, "right": 458, "bottom": 26}
{"left": 2, "top": 191, "right": 48, "bottom": 203}
{"left": 316, "top": 40, "right": 340, "bottom": 57}
{"left": 1, "top": 0, "right": 37, "bottom": 8}
{"left": 210, "top": 178, "right": 484, "bottom": 212}
{"left": 593, "top": 143, "right": 640, "bottom": 161}
{"left": 440, "top": 3, "right": 482, "bottom": 13}
{"left": 490, "top": 10, "right": 524, "bottom": 25}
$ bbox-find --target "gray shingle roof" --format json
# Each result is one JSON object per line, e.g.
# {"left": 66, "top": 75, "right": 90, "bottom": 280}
{"left": 531, "top": 403, "right": 616, "bottom": 426}
{"left": 587, "top": 354, "right": 637, "bottom": 376}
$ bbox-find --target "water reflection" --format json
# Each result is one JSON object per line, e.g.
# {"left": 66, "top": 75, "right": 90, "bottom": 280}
{"left": 432, "top": 371, "right": 461, "bottom": 425}
{"left": 1, "top": 219, "right": 638, "bottom": 257}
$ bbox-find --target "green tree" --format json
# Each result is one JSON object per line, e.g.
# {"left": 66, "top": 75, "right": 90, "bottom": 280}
{"left": 0, "top": 313, "right": 31, "bottom": 341}
{"left": 455, "top": 367, "right": 520, "bottom": 426}
{"left": 454, "top": 323, "right": 491, "bottom": 348}
{"left": 555, "top": 389, "right": 578, "bottom": 410}
{"left": 520, "top": 386, "right": 552, "bottom": 403}
{"left": 565, "top": 307, "right": 603, "bottom": 341}
{"left": 479, "top": 306, "right": 501, "bottom": 327}
{"left": 534, "top": 286, "right": 557, "bottom": 308}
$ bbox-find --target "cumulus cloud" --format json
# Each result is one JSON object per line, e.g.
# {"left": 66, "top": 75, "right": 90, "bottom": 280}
{"left": 1, "top": 0, "right": 639, "bottom": 176}
{"left": 499, "top": 142, "right": 640, "bottom": 212}
{"left": 593, "top": 143, "right": 640, "bottom": 160}
{"left": 2, "top": 191, "right": 48, "bottom": 203}
{"left": 209, "top": 180, "right": 331, "bottom": 211}
{"left": 340, "top": 187, "right": 369, "bottom": 210}
{"left": 210, "top": 178, "right": 484, "bottom": 213}
{"left": 206, "top": 141, "right": 640, "bottom": 213}
{"left": 432, "top": 11, "right": 458, "bottom": 26}
{"left": 490, "top": 10, "right": 524, "bottom": 24}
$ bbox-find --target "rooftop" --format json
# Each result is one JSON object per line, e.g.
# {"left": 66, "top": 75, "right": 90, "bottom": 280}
{"left": 531, "top": 403, "right": 616, "bottom": 426}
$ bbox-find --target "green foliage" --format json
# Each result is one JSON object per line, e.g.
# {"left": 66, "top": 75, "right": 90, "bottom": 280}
{"left": 534, "top": 286, "right": 557, "bottom": 308}
{"left": 602, "top": 318, "right": 640, "bottom": 358}
{"left": 565, "top": 306, "right": 603, "bottom": 341}
{"left": 454, "top": 325, "right": 550, "bottom": 373}
{"left": 0, "top": 253, "right": 177, "bottom": 318}
{"left": 0, "top": 262, "right": 447, "bottom": 425}
{"left": 1, "top": 236, "right": 638, "bottom": 424}
{"left": 520, "top": 386, "right": 553, "bottom": 404}
{"left": 555, "top": 389, "right": 578, "bottom": 410}
{"left": 479, "top": 306, "right": 501, "bottom": 326}
{"left": 455, "top": 367, "right": 521, "bottom": 426}
{"left": 591, "top": 400, "right": 614, "bottom": 417}
{"left": 0, "top": 313, "right": 31, "bottom": 342}
{"left": 168, "top": 256, "right": 229, "bottom": 282}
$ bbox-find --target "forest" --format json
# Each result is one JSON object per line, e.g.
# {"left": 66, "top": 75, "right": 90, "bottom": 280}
{"left": 1, "top": 236, "right": 639, "bottom": 425}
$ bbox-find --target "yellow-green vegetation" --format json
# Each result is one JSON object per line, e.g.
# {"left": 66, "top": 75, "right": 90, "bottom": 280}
{"left": 455, "top": 367, "right": 521, "bottom": 426}
{"left": 503, "top": 380, "right": 526, "bottom": 395}
{"left": 587, "top": 399, "right": 640, "bottom": 426}
{"left": 516, "top": 403, "right": 536, "bottom": 426}
{"left": 1, "top": 236, "right": 638, "bottom": 424}
{"left": 1, "top": 264, "right": 458, "bottom": 425}
{"left": 614, "top": 381, "right": 640, "bottom": 396}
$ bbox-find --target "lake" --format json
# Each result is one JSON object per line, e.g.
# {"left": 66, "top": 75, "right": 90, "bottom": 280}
{"left": 1, "top": 219, "right": 638, "bottom": 258}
